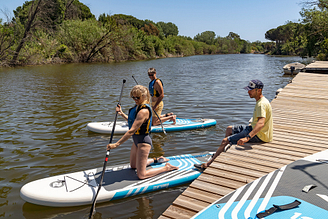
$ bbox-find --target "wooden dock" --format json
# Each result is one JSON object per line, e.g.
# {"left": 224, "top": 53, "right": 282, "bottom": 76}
{"left": 305, "top": 61, "right": 328, "bottom": 72}
{"left": 160, "top": 71, "right": 328, "bottom": 219}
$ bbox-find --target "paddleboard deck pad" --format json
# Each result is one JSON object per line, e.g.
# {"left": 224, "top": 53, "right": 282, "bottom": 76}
{"left": 87, "top": 118, "right": 217, "bottom": 134}
{"left": 20, "top": 152, "right": 213, "bottom": 207}
{"left": 192, "top": 150, "right": 328, "bottom": 219}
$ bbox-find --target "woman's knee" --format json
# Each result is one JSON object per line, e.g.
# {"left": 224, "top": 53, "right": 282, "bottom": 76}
{"left": 137, "top": 172, "right": 147, "bottom": 179}
{"left": 130, "top": 163, "right": 137, "bottom": 169}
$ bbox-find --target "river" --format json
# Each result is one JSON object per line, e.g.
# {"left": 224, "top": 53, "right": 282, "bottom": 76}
{"left": 0, "top": 54, "right": 312, "bottom": 218}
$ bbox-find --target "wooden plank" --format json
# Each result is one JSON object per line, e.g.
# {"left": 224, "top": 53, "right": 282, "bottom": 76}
{"left": 182, "top": 187, "right": 222, "bottom": 203}
{"left": 228, "top": 145, "right": 300, "bottom": 162}
{"left": 273, "top": 115, "right": 328, "bottom": 125}
{"left": 247, "top": 144, "right": 310, "bottom": 158}
{"left": 162, "top": 205, "right": 196, "bottom": 219}
{"left": 273, "top": 124, "right": 327, "bottom": 135}
{"left": 272, "top": 109, "right": 328, "bottom": 120}
{"left": 203, "top": 166, "right": 257, "bottom": 183}
{"left": 273, "top": 128, "right": 328, "bottom": 140}
{"left": 218, "top": 152, "right": 287, "bottom": 169}
{"left": 263, "top": 142, "right": 321, "bottom": 154}
{"left": 190, "top": 179, "right": 235, "bottom": 196}
{"left": 197, "top": 173, "right": 246, "bottom": 189}
{"left": 214, "top": 155, "right": 278, "bottom": 173}
{"left": 158, "top": 216, "right": 171, "bottom": 219}
{"left": 273, "top": 135, "right": 328, "bottom": 150}
{"left": 273, "top": 116, "right": 328, "bottom": 127}
{"left": 172, "top": 195, "right": 210, "bottom": 212}
{"left": 209, "top": 161, "right": 270, "bottom": 178}
{"left": 225, "top": 149, "right": 291, "bottom": 165}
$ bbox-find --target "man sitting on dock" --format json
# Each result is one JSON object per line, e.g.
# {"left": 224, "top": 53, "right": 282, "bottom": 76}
{"left": 195, "top": 79, "right": 273, "bottom": 170}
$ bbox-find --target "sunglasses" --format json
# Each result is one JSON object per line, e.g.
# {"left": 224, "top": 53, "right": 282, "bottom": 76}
{"left": 131, "top": 96, "right": 140, "bottom": 100}
{"left": 148, "top": 74, "right": 154, "bottom": 76}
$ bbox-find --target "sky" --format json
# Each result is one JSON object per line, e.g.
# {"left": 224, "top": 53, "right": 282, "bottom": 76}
{"left": 0, "top": 0, "right": 305, "bottom": 42}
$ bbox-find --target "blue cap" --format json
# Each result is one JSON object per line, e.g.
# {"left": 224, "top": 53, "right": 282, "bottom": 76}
{"left": 244, "top": 80, "right": 264, "bottom": 90}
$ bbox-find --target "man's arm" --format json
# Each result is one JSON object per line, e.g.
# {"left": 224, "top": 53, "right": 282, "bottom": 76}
{"left": 153, "top": 80, "right": 164, "bottom": 109}
{"left": 237, "top": 117, "right": 265, "bottom": 145}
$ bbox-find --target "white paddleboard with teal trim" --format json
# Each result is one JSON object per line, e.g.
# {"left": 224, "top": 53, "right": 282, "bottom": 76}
{"left": 192, "top": 149, "right": 328, "bottom": 219}
{"left": 87, "top": 118, "right": 216, "bottom": 134}
{"left": 20, "top": 151, "right": 214, "bottom": 207}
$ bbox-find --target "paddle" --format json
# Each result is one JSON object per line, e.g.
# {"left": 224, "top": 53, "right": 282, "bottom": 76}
{"left": 88, "top": 79, "right": 126, "bottom": 219}
{"left": 131, "top": 75, "right": 166, "bottom": 134}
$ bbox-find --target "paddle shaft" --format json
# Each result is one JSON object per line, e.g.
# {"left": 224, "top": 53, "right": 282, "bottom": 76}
{"left": 131, "top": 75, "right": 166, "bottom": 134}
{"left": 89, "top": 79, "right": 126, "bottom": 219}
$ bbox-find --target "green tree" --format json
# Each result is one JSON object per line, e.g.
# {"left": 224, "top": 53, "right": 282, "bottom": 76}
{"left": 110, "top": 14, "right": 144, "bottom": 29}
{"left": 12, "top": 0, "right": 94, "bottom": 29}
{"left": 12, "top": 0, "right": 44, "bottom": 64}
{"left": 156, "top": 21, "right": 178, "bottom": 37}
{"left": 0, "top": 21, "right": 15, "bottom": 63}
{"left": 226, "top": 32, "right": 240, "bottom": 40}
{"left": 57, "top": 19, "right": 111, "bottom": 62}
{"left": 194, "top": 31, "right": 216, "bottom": 45}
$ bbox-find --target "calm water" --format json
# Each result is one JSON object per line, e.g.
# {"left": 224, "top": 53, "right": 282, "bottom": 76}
{"left": 0, "top": 54, "right": 312, "bottom": 218}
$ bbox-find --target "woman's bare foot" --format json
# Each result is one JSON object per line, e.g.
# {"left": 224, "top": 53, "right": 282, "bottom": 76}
{"left": 165, "top": 163, "right": 179, "bottom": 171}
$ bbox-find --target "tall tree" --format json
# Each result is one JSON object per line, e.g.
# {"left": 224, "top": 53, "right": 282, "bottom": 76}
{"left": 194, "top": 31, "right": 216, "bottom": 45}
{"left": 156, "top": 21, "right": 178, "bottom": 37}
{"left": 12, "top": 0, "right": 44, "bottom": 65}
{"left": 0, "top": 21, "right": 15, "bottom": 63}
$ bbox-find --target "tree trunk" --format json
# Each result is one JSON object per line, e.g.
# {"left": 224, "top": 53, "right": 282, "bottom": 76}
{"left": 11, "top": 0, "right": 43, "bottom": 65}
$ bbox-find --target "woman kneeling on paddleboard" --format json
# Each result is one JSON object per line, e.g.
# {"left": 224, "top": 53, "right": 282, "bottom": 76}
{"left": 107, "top": 85, "right": 178, "bottom": 179}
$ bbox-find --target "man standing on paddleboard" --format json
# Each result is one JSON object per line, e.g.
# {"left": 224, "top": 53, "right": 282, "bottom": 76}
{"left": 148, "top": 67, "right": 176, "bottom": 126}
{"left": 195, "top": 79, "right": 273, "bottom": 170}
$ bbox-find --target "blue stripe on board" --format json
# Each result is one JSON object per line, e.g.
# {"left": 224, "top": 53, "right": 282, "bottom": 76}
{"left": 151, "top": 119, "right": 216, "bottom": 133}
{"left": 110, "top": 173, "right": 201, "bottom": 201}
{"left": 194, "top": 196, "right": 328, "bottom": 219}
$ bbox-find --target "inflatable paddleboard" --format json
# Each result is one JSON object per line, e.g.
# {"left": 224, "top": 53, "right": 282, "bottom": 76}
{"left": 20, "top": 152, "right": 213, "bottom": 207}
{"left": 87, "top": 118, "right": 217, "bottom": 134}
{"left": 192, "top": 149, "right": 328, "bottom": 219}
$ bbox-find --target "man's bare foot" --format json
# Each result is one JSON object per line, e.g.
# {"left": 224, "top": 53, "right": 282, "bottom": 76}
{"left": 165, "top": 112, "right": 174, "bottom": 117}
{"left": 170, "top": 115, "right": 176, "bottom": 125}
{"left": 165, "top": 163, "right": 179, "bottom": 171}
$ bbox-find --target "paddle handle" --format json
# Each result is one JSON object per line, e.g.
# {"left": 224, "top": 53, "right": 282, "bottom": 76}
{"left": 109, "top": 79, "right": 126, "bottom": 144}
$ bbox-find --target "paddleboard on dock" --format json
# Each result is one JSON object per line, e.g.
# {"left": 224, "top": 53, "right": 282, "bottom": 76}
{"left": 192, "top": 149, "right": 328, "bottom": 219}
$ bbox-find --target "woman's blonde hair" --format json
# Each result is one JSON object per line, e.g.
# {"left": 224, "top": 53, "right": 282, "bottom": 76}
{"left": 130, "top": 85, "right": 150, "bottom": 104}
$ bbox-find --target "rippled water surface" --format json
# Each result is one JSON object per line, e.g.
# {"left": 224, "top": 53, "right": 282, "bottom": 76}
{"left": 0, "top": 54, "right": 312, "bottom": 218}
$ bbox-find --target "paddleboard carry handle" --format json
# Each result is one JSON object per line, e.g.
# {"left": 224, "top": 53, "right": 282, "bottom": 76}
{"left": 131, "top": 75, "right": 166, "bottom": 134}
{"left": 89, "top": 79, "right": 126, "bottom": 219}
{"left": 256, "top": 199, "right": 301, "bottom": 218}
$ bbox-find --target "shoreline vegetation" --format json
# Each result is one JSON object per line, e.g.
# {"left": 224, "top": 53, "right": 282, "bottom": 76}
{"left": 1, "top": 0, "right": 327, "bottom": 68}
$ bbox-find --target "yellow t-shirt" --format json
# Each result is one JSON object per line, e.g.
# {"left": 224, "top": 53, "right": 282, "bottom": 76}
{"left": 251, "top": 96, "right": 273, "bottom": 142}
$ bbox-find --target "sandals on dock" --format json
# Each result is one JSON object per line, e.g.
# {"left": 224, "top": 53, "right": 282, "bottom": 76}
{"left": 194, "top": 163, "right": 207, "bottom": 171}
{"left": 224, "top": 143, "right": 232, "bottom": 152}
